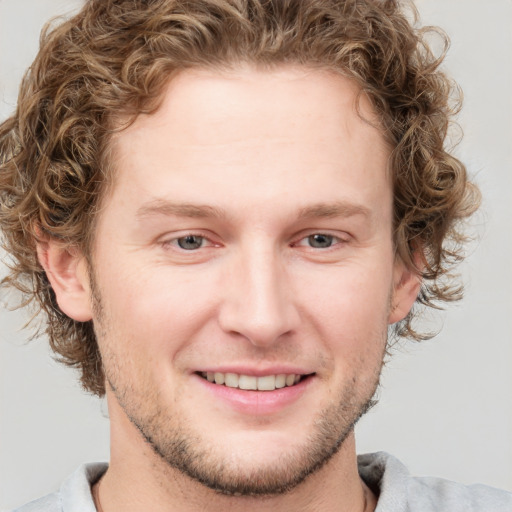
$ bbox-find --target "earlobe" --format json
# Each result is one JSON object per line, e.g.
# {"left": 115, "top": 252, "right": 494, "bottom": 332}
{"left": 388, "top": 258, "right": 422, "bottom": 325}
{"left": 37, "top": 239, "right": 93, "bottom": 322}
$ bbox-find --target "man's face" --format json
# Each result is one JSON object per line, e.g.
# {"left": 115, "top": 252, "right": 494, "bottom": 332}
{"left": 87, "top": 66, "right": 414, "bottom": 495}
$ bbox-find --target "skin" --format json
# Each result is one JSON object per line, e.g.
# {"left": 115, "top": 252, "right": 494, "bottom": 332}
{"left": 39, "top": 65, "right": 420, "bottom": 512}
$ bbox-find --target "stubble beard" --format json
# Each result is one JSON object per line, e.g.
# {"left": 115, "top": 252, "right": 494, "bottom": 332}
{"left": 104, "top": 359, "right": 381, "bottom": 497}
{"left": 92, "top": 273, "right": 383, "bottom": 497}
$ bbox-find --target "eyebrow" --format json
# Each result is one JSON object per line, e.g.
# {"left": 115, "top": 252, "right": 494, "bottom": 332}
{"left": 136, "top": 199, "right": 227, "bottom": 220}
{"left": 298, "top": 201, "right": 372, "bottom": 220}
{"left": 135, "top": 199, "right": 371, "bottom": 221}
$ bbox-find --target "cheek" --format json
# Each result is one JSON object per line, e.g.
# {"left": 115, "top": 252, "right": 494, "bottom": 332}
{"left": 292, "top": 260, "right": 392, "bottom": 367}
{"left": 94, "top": 258, "right": 221, "bottom": 354}
{"left": 296, "top": 261, "right": 393, "bottom": 326}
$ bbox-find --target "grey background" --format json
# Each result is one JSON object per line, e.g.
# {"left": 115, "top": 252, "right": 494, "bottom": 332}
{"left": 1, "top": 0, "right": 511, "bottom": 510}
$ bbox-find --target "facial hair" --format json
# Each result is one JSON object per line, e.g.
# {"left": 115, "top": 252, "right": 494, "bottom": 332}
{"left": 92, "top": 270, "right": 383, "bottom": 497}
{"left": 104, "top": 358, "right": 381, "bottom": 497}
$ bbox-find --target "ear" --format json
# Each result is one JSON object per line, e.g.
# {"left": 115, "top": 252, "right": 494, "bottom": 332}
{"left": 37, "top": 238, "right": 93, "bottom": 322}
{"left": 388, "top": 255, "right": 422, "bottom": 325}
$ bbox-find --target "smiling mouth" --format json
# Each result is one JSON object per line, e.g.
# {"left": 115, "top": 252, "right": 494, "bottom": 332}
{"left": 198, "top": 372, "right": 313, "bottom": 391}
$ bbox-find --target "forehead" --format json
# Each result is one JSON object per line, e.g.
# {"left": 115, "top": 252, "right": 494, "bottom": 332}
{"left": 105, "top": 65, "right": 391, "bottom": 224}
{"left": 113, "top": 64, "right": 385, "bottom": 149}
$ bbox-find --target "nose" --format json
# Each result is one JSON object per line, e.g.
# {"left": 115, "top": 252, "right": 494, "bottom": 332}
{"left": 218, "top": 243, "right": 300, "bottom": 347}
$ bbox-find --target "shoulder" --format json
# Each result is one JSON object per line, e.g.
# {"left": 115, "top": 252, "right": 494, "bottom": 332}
{"left": 10, "top": 492, "right": 61, "bottom": 512}
{"left": 358, "top": 452, "right": 512, "bottom": 512}
{"left": 11, "top": 463, "right": 108, "bottom": 512}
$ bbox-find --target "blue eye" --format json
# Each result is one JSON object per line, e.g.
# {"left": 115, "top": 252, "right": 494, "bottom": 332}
{"left": 307, "top": 234, "right": 335, "bottom": 248}
{"left": 176, "top": 235, "right": 205, "bottom": 250}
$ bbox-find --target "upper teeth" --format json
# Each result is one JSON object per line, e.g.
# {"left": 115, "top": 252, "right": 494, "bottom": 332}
{"left": 202, "top": 372, "right": 302, "bottom": 391}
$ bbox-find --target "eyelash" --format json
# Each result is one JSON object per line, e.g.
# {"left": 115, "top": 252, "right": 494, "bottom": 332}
{"left": 160, "top": 232, "right": 349, "bottom": 252}
{"left": 293, "top": 233, "right": 347, "bottom": 250}
{"left": 161, "top": 233, "right": 216, "bottom": 251}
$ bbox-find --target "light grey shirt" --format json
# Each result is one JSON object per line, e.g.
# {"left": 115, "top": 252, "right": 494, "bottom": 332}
{"left": 12, "top": 452, "right": 512, "bottom": 511}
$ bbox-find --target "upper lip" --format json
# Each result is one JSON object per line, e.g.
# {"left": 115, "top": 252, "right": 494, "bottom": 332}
{"left": 193, "top": 366, "right": 314, "bottom": 377}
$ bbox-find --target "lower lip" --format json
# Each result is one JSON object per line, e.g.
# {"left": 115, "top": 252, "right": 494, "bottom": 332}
{"left": 194, "top": 374, "right": 314, "bottom": 415}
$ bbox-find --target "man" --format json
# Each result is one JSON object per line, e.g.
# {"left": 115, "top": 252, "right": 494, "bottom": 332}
{"left": 0, "top": 0, "right": 510, "bottom": 511}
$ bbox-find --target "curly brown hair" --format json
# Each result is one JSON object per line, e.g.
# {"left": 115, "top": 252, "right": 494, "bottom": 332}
{"left": 0, "top": 0, "right": 479, "bottom": 396}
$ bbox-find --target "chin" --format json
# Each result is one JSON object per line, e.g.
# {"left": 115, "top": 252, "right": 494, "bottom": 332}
{"left": 124, "top": 394, "right": 373, "bottom": 497}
